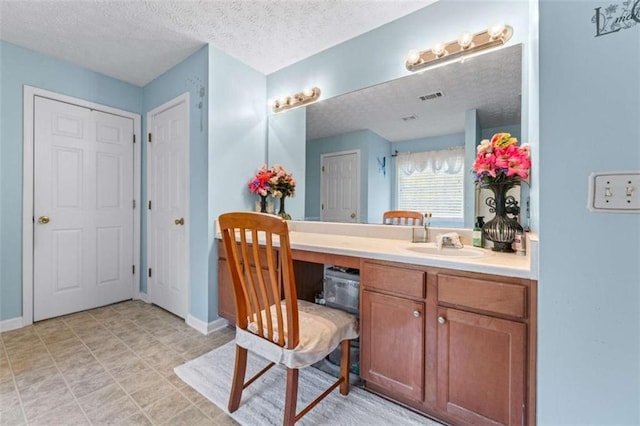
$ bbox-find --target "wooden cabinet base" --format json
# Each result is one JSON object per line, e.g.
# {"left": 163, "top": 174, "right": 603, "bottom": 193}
{"left": 361, "top": 260, "right": 536, "bottom": 426}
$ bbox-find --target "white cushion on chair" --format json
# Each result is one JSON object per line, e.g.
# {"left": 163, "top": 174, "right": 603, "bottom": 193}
{"left": 235, "top": 300, "right": 359, "bottom": 369}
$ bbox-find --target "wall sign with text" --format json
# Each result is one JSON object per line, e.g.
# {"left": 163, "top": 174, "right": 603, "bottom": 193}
{"left": 592, "top": 0, "right": 640, "bottom": 36}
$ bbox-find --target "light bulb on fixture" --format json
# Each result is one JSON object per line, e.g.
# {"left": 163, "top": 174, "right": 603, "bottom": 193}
{"left": 406, "top": 49, "right": 421, "bottom": 65}
{"left": 457, "top": 32, "right": 473, "bottom": 49}
{"left": 432, "top": 42, "right": 446, "bottom": 57}
{"left": 488, "top": 23, "right": 506, "bottom": 39}
{"left": 405, "top": 23, "right": 512, "bottom": 72}
{"left": 272, "top": 87, "right": 321, "bottom": 112}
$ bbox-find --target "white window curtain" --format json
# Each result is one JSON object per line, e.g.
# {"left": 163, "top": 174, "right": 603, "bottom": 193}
{"left": 396, "top": 146, "right": 465, "bottom": 176}
{"left": 396, "top": 147, "right": 465, "bottom": 224}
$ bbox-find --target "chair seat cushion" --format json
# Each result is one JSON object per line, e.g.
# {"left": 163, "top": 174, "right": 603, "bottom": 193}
{"left": 235, "top": 300, "right": 359, "bottom": 369}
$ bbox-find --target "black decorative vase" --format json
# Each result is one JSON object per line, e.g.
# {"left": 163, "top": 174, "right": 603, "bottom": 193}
{"left": 482, "top": 182, "right": 522, "bottom": 252}
{"left": 278, "top": 196, "right": 291, "bottom": 220}
{"left": 259, "top": 195, "right": 268, "bottom": 213}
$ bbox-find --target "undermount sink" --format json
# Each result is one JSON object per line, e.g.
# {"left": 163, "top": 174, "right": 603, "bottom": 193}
{"left": 405, "top": 244, "right": 490, "bottom": 258}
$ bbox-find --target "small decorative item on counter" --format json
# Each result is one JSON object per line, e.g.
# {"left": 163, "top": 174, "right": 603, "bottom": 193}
{"left": 473, "top": 216, "right": 485, "bottom": 248}
{"left": 412, "top": 226, "right": 427, "bottom": 243}
{"left": 269, "top": 164, "right": 296, "bottom": 220}
{"left": 471, "top": 132, "right": 531, "bottom": 252}
{"left": 248, "top": 164, "right": 274, "bottom": 213}
{"left": 513, "top": 229, "right": 526, "bottom": 256}
{"left": 435, "top": 232, "right": 464, "bottom": 250}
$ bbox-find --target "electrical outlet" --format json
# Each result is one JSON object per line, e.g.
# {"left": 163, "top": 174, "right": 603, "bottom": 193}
{"left": 588, "top": 171, "right": 640, "bottom": 212}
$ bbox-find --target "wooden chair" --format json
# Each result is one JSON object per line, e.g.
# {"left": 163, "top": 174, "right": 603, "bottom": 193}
{"left": 219, "top": 212, "right": 359, "bottom": 425}
{"left": 382, "top": 210, "right": 425, "bottom": 226}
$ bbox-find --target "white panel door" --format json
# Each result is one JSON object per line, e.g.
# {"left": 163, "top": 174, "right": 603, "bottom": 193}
{"left": 34, "top": 97, "right": 134, "bottom": 321}
{"left": 93, "top": 110, "right": 135, "bottom": 306}
{"left": 321, "top": 151, "right": 359, "bottom": 222}
{"left": 147, "top": 95, "right": 189, "bottom": 319}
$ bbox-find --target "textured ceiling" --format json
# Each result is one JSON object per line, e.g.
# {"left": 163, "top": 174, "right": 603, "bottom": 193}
{"left": 306, "top": 44, "right": 522, "bottom": 143}
{"left": 0, "top": 0, "right": 434, "bottom": 86}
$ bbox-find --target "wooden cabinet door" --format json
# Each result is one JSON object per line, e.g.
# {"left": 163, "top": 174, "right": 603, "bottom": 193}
{"left": 361, "top": 290, "right": 425, "bottom": 401}
{"left": 437, "top": 307, "right": 526, "bottom": 426}
{"left": 217, "top": 259, "right": 236, "bottom": 324}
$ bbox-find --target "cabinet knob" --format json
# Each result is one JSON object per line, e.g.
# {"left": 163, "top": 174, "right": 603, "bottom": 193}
{"left": 438, "top": 316, "right": 447, "bottom": 324}
{"left": 412, "top": 310, "right": 421, "bottom": 318}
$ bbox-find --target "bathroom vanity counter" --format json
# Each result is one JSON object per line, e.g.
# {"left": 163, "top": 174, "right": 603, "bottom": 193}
{"left": 285, "top": 220, "right": 537, "bottom": 280}
{"left": 217, "top": 220, "right": 538, "bottom": 426}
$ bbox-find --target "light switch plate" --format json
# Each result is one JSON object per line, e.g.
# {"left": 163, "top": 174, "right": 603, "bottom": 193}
{"left": 588, "top": 171, "right": 640, "bottom": 212}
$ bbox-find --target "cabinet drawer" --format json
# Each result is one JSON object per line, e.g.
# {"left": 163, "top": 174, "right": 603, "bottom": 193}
{"left": 363, "top": 262, "right": 425, "bottom": 299}
{"left": 437, "top": 274, "right": 526, "bottom": 319}
{"left": 218, "top": 240, "right": 274, "bottom": 267}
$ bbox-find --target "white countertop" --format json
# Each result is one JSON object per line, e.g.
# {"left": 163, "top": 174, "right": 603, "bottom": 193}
{"left": 287, "top": 230, "right": 535, "bottom": 279}
{"left": 218, "top": 219, "right": 538, "bottom": 280}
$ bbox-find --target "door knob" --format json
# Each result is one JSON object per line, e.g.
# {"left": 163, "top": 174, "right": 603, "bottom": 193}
{"left": 350, "top": 213, "right": 356, "bottom": 219}
{"left": 438, "top": 316, "right": 447, "bottom": 324}
{"left": 174, "top": 218, "right": 184, "bottom": 225}
{"left": 38, "top": 216, "right": 50, "bottom": 224}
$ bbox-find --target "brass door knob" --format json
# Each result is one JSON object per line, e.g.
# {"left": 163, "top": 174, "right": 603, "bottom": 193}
{"left": 174, "top": 218, "right": 184, "bottom": 225}
{"left": 38, "top": 216, "right": 50, "bottom": 224}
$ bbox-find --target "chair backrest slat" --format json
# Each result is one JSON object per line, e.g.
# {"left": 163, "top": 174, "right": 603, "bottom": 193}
{"left": 382, "top": 210, "right": 424, "bottom": 226}
{"left": 219, "top": 212, "right": 299, "bottom": 349}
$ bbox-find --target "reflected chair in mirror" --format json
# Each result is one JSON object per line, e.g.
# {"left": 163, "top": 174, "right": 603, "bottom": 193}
{"left": 382, "top": 210, "right": 425, "bottom": 226}
{"left": 219, "top": 212, "right": 359, "bottom": 425}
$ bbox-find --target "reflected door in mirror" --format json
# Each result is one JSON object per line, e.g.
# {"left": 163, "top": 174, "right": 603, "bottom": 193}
{"left": 321, "top": 151, "right": 359, "bottom": 222}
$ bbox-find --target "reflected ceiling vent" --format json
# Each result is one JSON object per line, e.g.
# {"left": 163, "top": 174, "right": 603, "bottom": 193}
{"left": 419, "top": 91, "right": 445, "bottom": 101}
{"left": 401, "top": 114, "right": 418, "bottom": 121}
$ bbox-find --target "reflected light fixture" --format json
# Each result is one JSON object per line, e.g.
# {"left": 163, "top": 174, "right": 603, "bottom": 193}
{"left": 405, "top": 24, "right": 513, "bottom": 72}
{"left": 272, "top": 87, "right": 321, "bottom": 113}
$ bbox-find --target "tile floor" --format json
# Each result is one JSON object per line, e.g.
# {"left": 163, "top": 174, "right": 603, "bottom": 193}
{"left": 0, "top": 300, "right": 238, "bottom": 425}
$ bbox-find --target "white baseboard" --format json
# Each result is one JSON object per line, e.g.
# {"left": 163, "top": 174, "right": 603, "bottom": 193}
{"left": 186, "top": 314, "right": 229, "bottom": 335}
{"left": 135, "top": 291, "right": 150, "bottom": 303}
{"left": 0, "top": 317, "right": 24, "bottom": 332}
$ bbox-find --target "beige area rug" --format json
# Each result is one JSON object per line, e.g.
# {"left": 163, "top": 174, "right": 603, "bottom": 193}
{"left": 175, "top": 340, "right": 440, "bottom": 425}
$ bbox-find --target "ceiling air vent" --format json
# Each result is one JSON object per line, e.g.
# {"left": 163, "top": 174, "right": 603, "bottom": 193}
{"left": 401, "top": 115, "right": 418, "bottom": 122}
{"left": 419, "top": 91, "right": 445, "bottom": 101}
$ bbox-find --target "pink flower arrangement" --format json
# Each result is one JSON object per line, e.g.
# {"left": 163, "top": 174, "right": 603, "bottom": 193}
{"left": 269, "top": 164, "right": 296, "bottom": 198}
{"left": 472, "top": 133, "right": 531, "bottom": 186}
{"left": 248, "top": 164, "right": 274, "bottom": 197}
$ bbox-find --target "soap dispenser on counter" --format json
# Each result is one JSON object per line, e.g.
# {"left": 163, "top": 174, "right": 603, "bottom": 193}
{"left": 473, "top": 216, "right": 485, "bottom": 248}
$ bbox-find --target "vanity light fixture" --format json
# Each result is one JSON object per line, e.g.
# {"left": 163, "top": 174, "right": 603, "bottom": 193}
{"left": 405, "top": 24, "right": 513, "bottom": 72}
{"left": 272, "top": 87, "right": 321, "bottom": 113}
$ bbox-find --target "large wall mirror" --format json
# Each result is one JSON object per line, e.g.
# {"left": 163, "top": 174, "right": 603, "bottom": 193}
{"left": 303, "top": 43, "right": 523, "bottom": 227}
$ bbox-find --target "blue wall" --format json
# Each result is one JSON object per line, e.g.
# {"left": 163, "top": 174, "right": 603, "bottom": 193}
{"left": 268, "top": 107, "right": 306, "bottom": 220}
{"left": 143, "top": 45, "right": 268, "bottom": 323}
{"left": 538, "top": 1, "right": 639, "bottom": 423}
{"left": 268, "top": 0, "right": 531, "bottom": 227}
{"left": 207, "top": 46, "right": 267, "bottom": 321}
{"left": 366, "top": 132, "right": 392, "bottom": 224}
{"left": 0, "top": 41, "right": 142, "bottom": 321}
{"left": 0, "top": 41, "right": 267, "bottom": 326}
{"left": 141, "top": 46, "right": 210, "bottom": 319}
